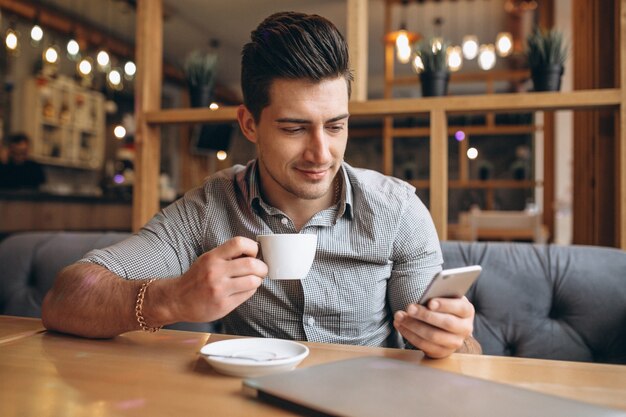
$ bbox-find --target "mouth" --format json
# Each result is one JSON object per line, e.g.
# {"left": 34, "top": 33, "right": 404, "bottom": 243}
{"left": 295, "top": 166, "right": 331, "bottom": 181}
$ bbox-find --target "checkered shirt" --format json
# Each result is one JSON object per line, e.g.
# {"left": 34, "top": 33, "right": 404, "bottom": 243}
{"left": 82, "top": 160, "right": 443, "bottom": 347}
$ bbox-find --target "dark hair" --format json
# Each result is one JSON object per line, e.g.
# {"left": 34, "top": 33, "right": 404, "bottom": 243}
{"left": 7, "top": 133, "right": 29, "bottom": 145}
{"left": 241, "top": 11, "right": 353, "bottom": 122}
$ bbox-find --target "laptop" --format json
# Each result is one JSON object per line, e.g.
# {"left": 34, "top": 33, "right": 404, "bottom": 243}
{"left": 242, "top": 356, "right": 626, "bottom": 417}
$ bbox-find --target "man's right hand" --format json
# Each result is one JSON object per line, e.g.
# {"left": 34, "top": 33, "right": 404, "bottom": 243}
{"left": 168, "top": 236, "right": 268, "bottom": 323}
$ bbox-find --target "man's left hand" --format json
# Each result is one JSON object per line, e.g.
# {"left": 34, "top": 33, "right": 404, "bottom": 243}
{"left": 393, "top": 296, "right": 475, "bottom": 359}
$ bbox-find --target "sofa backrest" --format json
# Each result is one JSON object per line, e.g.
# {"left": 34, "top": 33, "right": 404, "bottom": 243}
{"left": 442, "top": 241, "right": 626, "bottom": 364}
{"left": 0, "top": 231, "right": 213, "bottom": 333}
{"left": 1, "top": 232, "right": 625, "bottom": 364}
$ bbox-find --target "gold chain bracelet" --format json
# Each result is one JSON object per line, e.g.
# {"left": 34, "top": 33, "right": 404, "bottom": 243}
{"left": 135, "top": 278, "right": 163, "bottom": 333}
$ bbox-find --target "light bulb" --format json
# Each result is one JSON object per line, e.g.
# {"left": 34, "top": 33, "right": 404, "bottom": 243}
{"left": 216, "top": 150, "right": 227, "bottom": 161}
{"left": 108, "top": 69, "right": 122, "bottom": 86}
{"left": 5, "top": 29, "right": 18, "bottom": 51}
{"left": 496, "top": 32, "right": 513, "bottom": 57}
{"left": 396, "top": 44, "right": 412, "bottom": 64}
{"left": 395, "top": 31, "right": 410, "bottom": 48}
{"left": 467, "top": 147, "right": 478, "bottom": 160}
{"left": 124, "top": 61, "right": 136, "bottom": 77}
{"left": 43, "top": 46, "right": 58, "bottom": 63}
{"left": 478, "top": 44, "right": 496, "bottom": 70}
{"left": 209, "top": 102, "right": 219, "bottom": 110}
{"left": 113, "top": 125, "right": 126, "bottom": 139}
{"left": 30, "top": 24, "right": 43, "bottom": 42}
{"left": 395, "top": 31, "right": 412, "bottom": 64}
{"left": 78, "top": 58, "right": 92, "bottom": 75}
{"left": 462, "top": 35, "right": 479, "bottom": 60}
{"left": 67, "top": 39, "right": 80, "bottom": 56}
{"left": 447, "top": 46, "right": 463, "bottom": 72}
{"left": 96, "top": 50, "right": 110, "bottom": 68}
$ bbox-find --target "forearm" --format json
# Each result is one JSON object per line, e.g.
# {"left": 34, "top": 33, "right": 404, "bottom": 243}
{"left": 455, "top": 335, "right": 483, "bottom": 355}
{"left": 42, "top": 263, "right": 176, "bottom": 338}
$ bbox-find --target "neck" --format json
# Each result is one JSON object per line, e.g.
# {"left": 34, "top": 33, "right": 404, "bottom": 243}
{"left": 257, "top": 165, "right": 342, "bottom": 232}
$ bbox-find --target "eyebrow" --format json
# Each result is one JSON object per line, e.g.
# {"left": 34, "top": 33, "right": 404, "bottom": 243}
{"left": 275, "top": 113, "right": 350, "bottom": 124}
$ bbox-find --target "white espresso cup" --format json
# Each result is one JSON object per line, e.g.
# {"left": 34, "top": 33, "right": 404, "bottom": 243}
{"left": 257, "top": 234, "right": 317, "bottom": 280}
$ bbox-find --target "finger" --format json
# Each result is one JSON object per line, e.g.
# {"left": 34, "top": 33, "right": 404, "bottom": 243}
{"left": 404, "top": 304, "right": 473, "bottom": 339}
{"left": 212, "top": 236, "right": 260, "bottom": 260}
{"left": 395, "top": 318, "right": 462, "bottom": 357}
{"left": 400, "top": 329, "right": 456, "bottom": 359}
{"left": 225, "top": 274, "right": 264, "bottom": 296}
{"left": 396, "top": 314, "right": 462, "bottom": 348}
{"left": 225, "top": 256, "right": 268, "bottom": 279}
{"left": 427, "top": 296, "right": 474, "bottom": 319}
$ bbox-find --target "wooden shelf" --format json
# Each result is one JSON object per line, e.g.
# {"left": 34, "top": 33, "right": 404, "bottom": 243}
{"left": 145, "top": 89, "right": 621, "bottom": 125}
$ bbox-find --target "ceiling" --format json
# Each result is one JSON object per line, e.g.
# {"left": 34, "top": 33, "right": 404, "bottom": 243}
{"left": 34, "top": 0, "right": 510, "bottom": 99}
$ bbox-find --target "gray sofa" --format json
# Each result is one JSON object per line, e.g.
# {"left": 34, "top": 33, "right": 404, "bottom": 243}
{"left": 1, "top": 231, "right": 625, "bottom": 364}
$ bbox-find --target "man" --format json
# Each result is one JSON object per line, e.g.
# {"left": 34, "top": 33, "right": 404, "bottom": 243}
{"left": 0, "top": 133, "right": 45, "bottom": 189}
{"left": 43, "top": 12, "right": 480, "bottom": 358}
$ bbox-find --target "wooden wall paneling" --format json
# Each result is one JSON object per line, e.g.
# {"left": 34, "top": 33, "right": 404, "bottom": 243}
{"left": 133, "top": 0, "right": 163, "bottom": 232}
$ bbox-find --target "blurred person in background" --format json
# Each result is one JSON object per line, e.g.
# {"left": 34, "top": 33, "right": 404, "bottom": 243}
{"left": 0, "top": 133, "right": 45, "bottom": 189}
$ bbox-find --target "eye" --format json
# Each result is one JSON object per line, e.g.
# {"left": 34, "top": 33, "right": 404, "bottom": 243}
{"left": 281, "top": 127, "right": 304, "bottom": 134}
{"left": 326, "top": 124, "right": 345, "bottom": 133}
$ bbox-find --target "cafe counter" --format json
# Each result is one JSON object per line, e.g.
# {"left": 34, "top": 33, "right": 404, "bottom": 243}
{"left": 0, "top": 190, "right": 133, "bottom": 232}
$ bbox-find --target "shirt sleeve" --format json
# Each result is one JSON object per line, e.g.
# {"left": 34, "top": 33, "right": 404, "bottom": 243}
{"left": 387, "top": 192, "right": 443, "bottom": 314}
{"left": 80, "top": 186, "right": 209, "bottom": 280}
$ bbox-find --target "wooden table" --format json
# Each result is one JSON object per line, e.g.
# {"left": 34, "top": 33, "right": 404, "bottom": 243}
{"left": 1, "top": 316, "right": 625, "bottom": 416}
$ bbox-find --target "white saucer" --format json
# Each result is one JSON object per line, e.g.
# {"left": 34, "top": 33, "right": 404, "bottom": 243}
{"left": 199, "top": 338, "right": 309, "bottom": 378}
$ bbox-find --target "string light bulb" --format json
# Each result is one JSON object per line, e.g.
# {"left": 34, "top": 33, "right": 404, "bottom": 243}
{"left": 113, "top": 125, "right": 126, "bottom": 139}
{"left": 107, "top": 69, "right": 122, "bottom": 88}
{"left": 124, "top": 61, "right": 136, "bottom": 78}
{"left": 478, "top": 44, "right": 496, "bottom": 70}
{"left": 496, "top": 32, "right": 513, "bottom": 57}
{"left": 447, "top": 46, "right": 463, "bottom": 72}
{"left": 30, "top": 24, "right": 43, "bottom": 43}
{"left": 66, "top": 39, "right": 80, "bottom": 57}
{"left": 5, "top": 28, "right": 18, "bottom": 51}
{"left": 43, "top": 45, "right": 59, "bottom": 63}
{"left": 96, "top": 50, "right": 110, "bottom": 69}
{"left": 216, "top": 150, "right": 228, "bottom": 161}
{"left": 462, "top": 35, "right": 479, "bottom": 60}
{"left": 78, "top": 57, "right": 93, "bottom": 76}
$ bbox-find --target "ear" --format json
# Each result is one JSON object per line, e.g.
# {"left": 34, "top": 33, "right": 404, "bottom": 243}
{"left": 237, "top": 105, "right": 258, "bottom": 144}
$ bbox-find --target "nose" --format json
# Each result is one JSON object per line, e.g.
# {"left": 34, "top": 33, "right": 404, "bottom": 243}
{"left": 303, "top": 126, "right": 331, "bottom": 165}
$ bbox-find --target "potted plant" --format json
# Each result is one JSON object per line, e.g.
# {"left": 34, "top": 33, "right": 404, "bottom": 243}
{"left": 413, "top": 38, "right": 451, "bottom": 97}
{"left": 526, "top": 27, "right": 568, "bottom": 92}
{"left": 183, "top": 50, "right": 218, "bottom": 107}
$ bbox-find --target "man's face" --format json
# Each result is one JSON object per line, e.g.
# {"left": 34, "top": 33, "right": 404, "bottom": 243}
{"left": 239, "top": 77, "right": 349, "bottom": 206}
{"left": 9, "top": 141, "right": 29, "bottom": 164}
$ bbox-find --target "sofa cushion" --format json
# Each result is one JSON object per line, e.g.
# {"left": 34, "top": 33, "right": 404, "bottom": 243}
{"left": 442, "top": 241, "right": 626, "bottom": 364}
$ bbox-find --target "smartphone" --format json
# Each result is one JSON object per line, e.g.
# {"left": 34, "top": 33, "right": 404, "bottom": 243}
{"left": 418, "top": 265, "right": 482, "bottom": 306}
